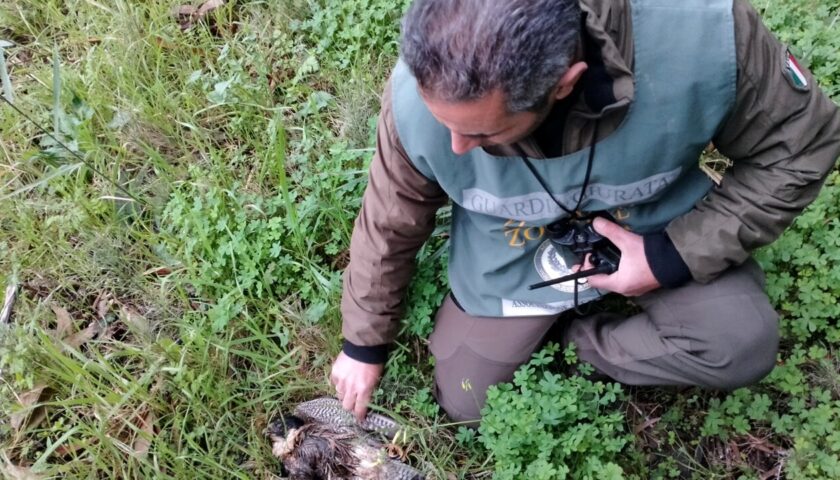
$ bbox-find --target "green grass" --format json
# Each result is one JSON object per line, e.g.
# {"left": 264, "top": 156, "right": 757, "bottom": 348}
{"left": 0, "top": 1, "right": 471, "bottom": 478}
{"left": 1, "top": 0, "right": 839, "bottom": 479}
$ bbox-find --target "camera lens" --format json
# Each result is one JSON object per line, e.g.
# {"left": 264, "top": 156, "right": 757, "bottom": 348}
{"left": 545, "top": 220, "right": 567, "bottom": 237}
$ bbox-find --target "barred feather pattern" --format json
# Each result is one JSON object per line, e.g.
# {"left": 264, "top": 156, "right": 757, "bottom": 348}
{"left": 268, "top": 397, "right": 425, "bottom": 480}
{"left": 294, "top": 397, "right": 401, "bottom": 437}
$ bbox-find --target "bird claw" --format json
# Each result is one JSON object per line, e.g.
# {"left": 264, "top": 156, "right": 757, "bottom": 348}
{"left": 386, "top": 443, "right": 407, "bottom": 461}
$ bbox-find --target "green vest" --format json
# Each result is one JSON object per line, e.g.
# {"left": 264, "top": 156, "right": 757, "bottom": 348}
{"left": 392, "top": 0, "right": 737, "bottom": 317}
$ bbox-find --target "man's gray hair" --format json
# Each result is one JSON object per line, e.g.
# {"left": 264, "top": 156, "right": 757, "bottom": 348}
{"left": 400, "top": 0, "right": 582, "bottom": 112}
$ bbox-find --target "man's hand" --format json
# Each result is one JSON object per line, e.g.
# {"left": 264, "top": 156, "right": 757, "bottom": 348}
{"left": 329, "top": 351, "right": 384, "bottom": 422}
{"left": 580, "top": 217, "right": 661, "bottom": 297}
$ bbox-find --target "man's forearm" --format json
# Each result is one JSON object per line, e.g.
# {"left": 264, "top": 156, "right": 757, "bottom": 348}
{"left": 340, "top": 79, "right": 447, "bottom": 359}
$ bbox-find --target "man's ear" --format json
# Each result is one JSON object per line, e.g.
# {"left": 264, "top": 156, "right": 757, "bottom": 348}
{"left": 552, "top": 61, "right": 588, "bottom": 100}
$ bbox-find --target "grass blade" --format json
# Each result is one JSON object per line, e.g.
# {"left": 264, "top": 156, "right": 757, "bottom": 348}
{"left": 0, "top": 162, "right": 82, "bottom": 201}
{"left": 52, "top": 44, "right": 61, "bottom": 138}
{"left": 0, "top": 42, "right": 13, "bottom": 102}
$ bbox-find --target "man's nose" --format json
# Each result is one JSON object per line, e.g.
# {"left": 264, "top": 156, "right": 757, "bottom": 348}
{"left": 450, "top": 132, "right": 481, "bottom": 155}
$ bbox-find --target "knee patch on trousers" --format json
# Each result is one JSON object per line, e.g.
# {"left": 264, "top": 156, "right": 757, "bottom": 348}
{"left": 428, "top": 294, "right": 557, "bottom": 424}
{"left": 432, "top": 343, "right": 524, "bottom": 424}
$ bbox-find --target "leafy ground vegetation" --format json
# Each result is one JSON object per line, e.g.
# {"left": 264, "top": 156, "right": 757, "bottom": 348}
{"left": 0, "top": 0, "right": 838, "bottom": 478}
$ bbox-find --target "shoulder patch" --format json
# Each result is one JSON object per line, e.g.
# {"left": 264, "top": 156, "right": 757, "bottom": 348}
{"left": 783, "top": 48, "right": 810, "bottom": 92}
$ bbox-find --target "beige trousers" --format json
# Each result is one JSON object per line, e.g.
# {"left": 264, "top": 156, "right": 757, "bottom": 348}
{"left": 429, "top": 259, "right": 779, "bottom": 424}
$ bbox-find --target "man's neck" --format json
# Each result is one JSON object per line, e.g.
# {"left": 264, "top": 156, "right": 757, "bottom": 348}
{"left": 531, "top": 13, "right": 614, "bottom": 157}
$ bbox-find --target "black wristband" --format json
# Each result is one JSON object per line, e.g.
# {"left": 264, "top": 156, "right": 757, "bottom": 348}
{"left": 342, "top": 340, "right": 389, "bottom": 364}
{"left": 643, "top": 231, "right": 693, "bottom": 289}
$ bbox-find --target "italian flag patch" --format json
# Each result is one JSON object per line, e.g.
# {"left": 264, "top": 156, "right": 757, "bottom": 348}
{"left": 784, "top": 49, "right": 809, "bottom": 92}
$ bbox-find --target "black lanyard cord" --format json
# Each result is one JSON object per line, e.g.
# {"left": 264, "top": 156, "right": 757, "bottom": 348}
{"left": 516, "top": 119, "right": 600, "bottom": 218}
{"left": 516, "top": 120, "right": 602, "bottom": 313}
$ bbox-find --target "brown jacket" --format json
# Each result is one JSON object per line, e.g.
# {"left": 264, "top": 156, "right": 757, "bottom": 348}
{"left": 341, "top": 0, "right": 840, "bottom": 349}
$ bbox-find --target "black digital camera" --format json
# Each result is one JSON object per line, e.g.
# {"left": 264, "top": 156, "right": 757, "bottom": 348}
{"left": 529, "top": 213, "right": 621, "bottom": 290}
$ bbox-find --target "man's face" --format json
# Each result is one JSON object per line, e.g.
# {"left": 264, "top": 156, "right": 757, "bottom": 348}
{"left": 421, "top": 88, "right": 549, "bottom": 155}
{"left": 418, "top": 61, "right": 588, "bottom": 155}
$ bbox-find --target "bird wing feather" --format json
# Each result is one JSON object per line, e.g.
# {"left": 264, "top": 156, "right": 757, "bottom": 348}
{"left": 294, "top": 397, "right": 401, "bottom": 437}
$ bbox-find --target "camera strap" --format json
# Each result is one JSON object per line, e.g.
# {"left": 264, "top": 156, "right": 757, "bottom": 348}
{"left": 515, "top": 120, "right": 601, "bottom": 312}
{"left": 516, "top": 119, "right": 600, "bottom": 217}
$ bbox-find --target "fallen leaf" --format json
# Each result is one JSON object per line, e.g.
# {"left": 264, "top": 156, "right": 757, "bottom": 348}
{"left": 94, "top": 291, "right": 113, "bottom": 319}
{"left": 54, "top": 442, "right": 86, "bottom": 457}
{"left": 633, "top": 416, "right": 660, "bottom": 435}
{"left": 1, "top": 462, "right": 44, "bottom": 480}
{"left": 133, "top": 409, "right": 157, "bottom": 458}
{"left": 150, "top": 376, "right": 166, "bottom": 396}
{"left": 760, "top": 461, "right": 785, "bottom": 480}
{"left": 197, "top": 0, "right": 225, "bottom": 17}
{"left": 172, "top": 4, "right": 196, "bottom": 16}
{"left": 746, "top": 434, "right": 784, "bottom": 455}
{"left": 50, "top": 305, "right": 73, "bottom": 338}
{"left": 120, "top": 305, "right": 151, "bottom": 338}
{"left": 152, "top": 36, "right": 178, "bottom": 51}
{"left": 728, "top": 440, "right": 741, "bottom": 465}
{"left": 172, "top": 0, "right": 229, "bottom": 33}
{"left": 10, "top": 384, "right": 48, "bottom": 432}
{"left": 142, "top": 266, "right": 172, "bottom": 277}
{"left": 171, "top": 5, "right": 197, "bottom": 31}
{"left": 63, "top": 321, "right": 102, "bottom": 349}
{"left": 1, "top": 283, "right": 17, "bottom": 324}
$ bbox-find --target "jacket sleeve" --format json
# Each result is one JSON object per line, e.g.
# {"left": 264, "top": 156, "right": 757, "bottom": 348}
{"left": 340, "top": 78, "right": 448, "bottom": 355}
{"left": 665, "top": 0, "right": 840, "bottom": 283}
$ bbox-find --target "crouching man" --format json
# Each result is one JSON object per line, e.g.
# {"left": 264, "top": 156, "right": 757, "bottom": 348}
{"left": 331, "top": 0, "right": 840, "bottom": 424}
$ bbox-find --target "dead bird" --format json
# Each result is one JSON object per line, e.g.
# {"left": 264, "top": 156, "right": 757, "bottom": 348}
{"left": 267, "top": 397, "right": 424, "bottom": 480}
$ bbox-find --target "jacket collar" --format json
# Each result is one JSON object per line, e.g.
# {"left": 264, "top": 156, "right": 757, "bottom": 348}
{"left": 489, "top": 0, "right": 635, "bottom": 157}
{"left": 577, "top": 0, "right": 635, "bottom": 117}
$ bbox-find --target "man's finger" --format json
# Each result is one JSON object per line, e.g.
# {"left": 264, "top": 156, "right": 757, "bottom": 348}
{"left": 333, "top": 375, "right": 345, "bottom": 400}
{"left": 354, "top": 389, "right": 372, "bottom": 422}
{"left": 341, "top": 388, "right": 356, "bottom": 414}
{"left": 584, "top": 253, "right": 615, "bottom": 290}
{"left": 592, "top": 217, "right": 628, "bottom": 249}
{"left": 586, "top": 272, "right": 613, "bottom": 290}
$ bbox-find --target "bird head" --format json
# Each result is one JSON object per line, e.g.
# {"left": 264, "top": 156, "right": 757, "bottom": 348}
{"left": 266, "top": 414, "right": 305, "bottom": 439}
